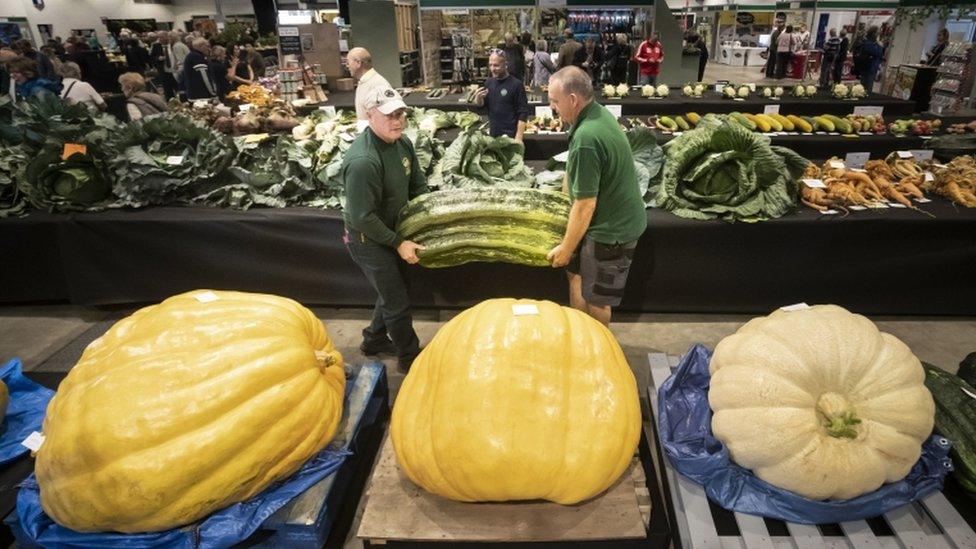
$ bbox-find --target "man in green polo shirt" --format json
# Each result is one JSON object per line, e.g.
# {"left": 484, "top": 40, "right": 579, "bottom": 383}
{"left": 546, "top": 66, "right": 647, "bottom": 325}
{"left": 343, "top": 86, "right": 428, "bottom": 372}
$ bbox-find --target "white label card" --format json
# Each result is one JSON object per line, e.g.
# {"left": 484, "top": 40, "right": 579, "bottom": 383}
{"left": 889, "top": 203, "right": 907, "bottom": 208}
{"left": 238, "top": 103, "right": 252, "bottom": 112}
{"left": 911, "top": 150, "right": 934, "bottom": 161}
{"left": 553, "top": 150, "right": 569, "bottom": 163}
{"left": 535, "top": 106, "right": 553, "bottom": 118}
{"left": 22, "top": 431, "right": 45, "bottom": 452}
{"left": 606, "top": 104, "right": 622, "bottom": 118}
{"left": 194, "top": 291, "right": 219, "bottom": 303}
{"left": 166, "top": 156, "right": 184, "bottom": 166}
{"left": 763, "top": 104, "right": 780, "bottom": 115}
{"left": 733, "top": 98, "right": 745, "bottom": 101}
{"left": 802, "top": 178, "right": 826, "bottom": 188}
{"left": 853, "top": 106, "right": 883, "bottom": 117}
{"left": 897, "top": 150, "right": 913, "bottom": 159}
{"left": 916, "top": 197, "right": 932, "bottom": 203}
{"left": 925, "top": 172, "right": 935, "bottom": 182}
{"left": 319, "top": 106, "right": 337, "bottom": 116}
{"left": 859, "top": 132, "right": 874, "bottom": 136}
{"left": 850, "top": 168, "right": 867, "bottom": 173}
{"left": 780, "top": 303, "right": 811, "bottom": 312}
{"left": 512, "top": 303, "right": 539, "bottom": 316}
{"left": 715, "top": 84, "right": 725, "bottom": 92}
{"left": 845, "top": 152, "right": 870, "bottom": 169}
{"left": 849, "top": 205, "right": 867, "bottom": 210}
{"left": 821, "top": 209, "right": 839, "bottom": 215}
{"left": 829, "top": 160, "right": 845, "bottom": 169}
{"left": 340, "top": 132, "right": 356, "bottom": 142}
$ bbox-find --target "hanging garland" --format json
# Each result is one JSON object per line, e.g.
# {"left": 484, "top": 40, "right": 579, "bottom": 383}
{"left": 895, "top": 5, "right": 976, "bottom": 32}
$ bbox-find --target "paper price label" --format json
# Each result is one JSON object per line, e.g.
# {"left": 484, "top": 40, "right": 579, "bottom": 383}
{"left": 340, "top": 132, "right": 356, "bottom": 142}
{"left": 924, "top": 172, "right": 935, "bottom": 182}
{"left": 606, "top": 104, "right": 622, "bottom": 118}
{"left": 802, "top": 178, "right": 826, "bottom": 189}
{"left": 896, "top": 150, "right": 913, "bottom": 159}
{"left": 238, "top": 103, "right": 253, "bottom": 112}
{"left": 858, "top": 132, "right": 874, "bottom": 136}
{"left": 828, "top": 132, "right": 840, "bottom": 136}
{"left": 850, "top": 168, "right": 867, "bottom": 173}
{"left": 763, "top": 104, "right": 780, "bottom": 115}
{"left": 915, "top": 197, "right": 932, "bottom": 203}
{"left": 22, "top": 432, "right": 45, "bottom": 452}
{"left": 733, "top": 98, "right": 745, "bottom": 102}
{"left": 193, "top": 100, "right": 209, "bottom": 108}
{"left": 867, "top": 202, "right": 889, "bottom": 209}
{"left": 748, "top": 83, "right": 757, "bottom": 92}
{"left": 844, "top": 152, "right": 870, "bottom": 169}
{"left": 243, "top": 133, "right": 270, "bottom": 143}
{"left": 512, "top": 303, "right": 539, "bottom": 316}
{"left": 166, "top": 155, "right": 184, "bottom": 165}
{"left": 552, "top": 150, "right": 569, "bottom": 163}
{"left": 535, "top": 106, "right": 553, "bottom": 118}
{"left": 780, "top": 303, "right": 811, "bottom": 312}
{"left": 853, "top": 106, "right": 883, "bottom": 117}
{"left": 61, "top": 143, "right": 87, "bottom": 160}
{"left": 889, "top": 202, "right": 907, "bottom": 208}
{"left": 849, "top": 205, "right": 867, "bottom": 210}
{"left": 829, "top": 160, "right": 845, "bottom": 169}
{"left": 911, "top": 150, "right": 934, "bottom": 161}
{"left": 821, "top": 209, "right": 839, "bottom": 215}
{"left": 714, "top": 84, "right": 725, "bottom": 92}
{"left": 194, "top": 291, "right": 219, "bottom": 303}
{"left": 319, "top": 105, "right": 337, "bottom": 116}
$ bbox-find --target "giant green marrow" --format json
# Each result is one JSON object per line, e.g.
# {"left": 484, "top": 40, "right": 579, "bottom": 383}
{"left": 396, "top": 187, "right": 571, "bottom": 268}
{"left": 922, "top": 363, "right": 976, "bottom": 495}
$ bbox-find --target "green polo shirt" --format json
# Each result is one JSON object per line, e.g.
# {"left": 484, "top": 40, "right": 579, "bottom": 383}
{"left": 567, "top": 101, "right": 647, "bottom": 244}
{"left": 342, "top": 128, "right": 428, "bottom": 247}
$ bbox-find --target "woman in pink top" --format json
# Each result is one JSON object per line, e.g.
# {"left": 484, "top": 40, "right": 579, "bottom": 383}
{"left": 636, "top": 32, "right": 664, "bottom": 85}
{"left": 775, "top": 25, "right": 795, "bottom": 79}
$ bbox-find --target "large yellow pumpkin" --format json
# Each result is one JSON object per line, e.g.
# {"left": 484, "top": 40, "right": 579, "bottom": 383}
{"left": 391, "top": 298, "right": 641, "bottom": 505}
{"left": 36, "top": 290, "right": 345, "bottom": 533}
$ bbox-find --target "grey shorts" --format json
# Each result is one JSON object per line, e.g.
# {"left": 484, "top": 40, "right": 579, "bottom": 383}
{"left": 566, "top": 237, "right": 638, "bottom": 307}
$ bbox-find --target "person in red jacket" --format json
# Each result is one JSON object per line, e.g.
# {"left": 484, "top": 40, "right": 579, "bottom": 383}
{"left": 636, "top": 32, "right": 664, "bottom": 86}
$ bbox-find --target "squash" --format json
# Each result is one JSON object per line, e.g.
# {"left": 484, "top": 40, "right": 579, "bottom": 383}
{"left": 922, "top": 363, "right": 976, "bottom": 494}
{"left": 709, "top": 304, "right": 935, "bottom": 501}
{"left": 36, "top": 290, "right": 345, "bottom": 533}
{"left": 391, "top": 298, "right": 640, "bottom": 504}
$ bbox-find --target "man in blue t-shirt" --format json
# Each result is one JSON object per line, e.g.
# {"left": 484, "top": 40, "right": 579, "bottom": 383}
{"left": 473, "top": 51, "right": 530, "bottom": 142}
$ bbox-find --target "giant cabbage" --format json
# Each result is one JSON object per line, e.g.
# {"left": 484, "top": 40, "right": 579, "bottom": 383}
{"left": 21, "top": 147, "right": 112, "bottom": 212}
{"left": 655, "top": 115, "right": 807, "bottom": 222}
{"left": 427, "top": 128, "right": 535, "bottom": 189}
{"left": 0, "top": 145, "right": 28, "bottom": 217}
{"left": 107, "top": 115, "right": 235, "bottom": 207}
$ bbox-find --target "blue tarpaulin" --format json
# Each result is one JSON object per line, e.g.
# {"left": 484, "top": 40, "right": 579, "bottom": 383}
{"left": 9, "top": 363, "right": 378, "bottom": 549}
{"left": 657, "top": 344, "right": 953, "bottom": 525}
{"left": 0, "top": 358, "right": 55, "bottom": 465}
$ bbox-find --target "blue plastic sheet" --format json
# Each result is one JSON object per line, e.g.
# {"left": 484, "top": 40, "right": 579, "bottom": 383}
{"left": 11, "top": 365, "right": 365, "bottom": 549}
{"left": 0, "top": 358, "right": 55, "bottom": 465}
{"left": 658, "top": 344, "right": 953, "bottom": 525}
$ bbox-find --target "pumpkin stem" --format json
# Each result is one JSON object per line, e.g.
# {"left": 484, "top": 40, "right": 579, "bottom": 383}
{"left": 816, "top": 393, "right": 861, "bottom": 439}
{"left": 314, "top": 350, "right": 335, "bottom": 369}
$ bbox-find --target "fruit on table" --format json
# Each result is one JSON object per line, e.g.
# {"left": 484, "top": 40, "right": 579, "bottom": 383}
{"left": 833, "top": 83, "right": 850, "bottom": 99}
{"left": 641, "top": 84, "right": 654, "bottom": 98}
{"left": 685, "top": 112, "right": 701, "bottom": 125}
{"left": 774, "top": 86, "right": 784, "bottom": 97}
{"left": 656, "top": 84, "right": 670, "bottom": 97}
{"left": 36, "top": 291, "right": 346, "bottom": 532}
{"left": 615, "top": 83, "right": 630, "bottom": 97}
{"left": 851, "top": 84, "right": 867, "bottom": 98}
{"left": 723, "top": 86, "right": 736, "bottom": 98}
{"left": 602, "top": 84, "right": 616, "bottom": 98}
{"left": 889, "top": 119, "right": 940, "bottom": 136}
{"left": 709, "top": 304, "right": 935, "bottom": 500}
{"left": 656, "top": 115, "right": 679, "bottom": 131}
{"left": 737, "top": 85, "right": 750, "bottom": 98}
{"left": 792, "top": 85, "right": 806, "bottom": 97}
{"left": 391, "top": 298, "right": 641, "bottom": 504}
{"left": 806, "top": 85, "right": 817, "bottom": 97}
{"left": 788, "top": 114, "right": 813, "bottom": 132}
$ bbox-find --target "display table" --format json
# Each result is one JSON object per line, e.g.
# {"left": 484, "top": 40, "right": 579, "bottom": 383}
{"left": 3, "top": 201, "right": 974, "bottom": 315}
{"left": 305, "top": 88, "right": 917, "bottom": 117}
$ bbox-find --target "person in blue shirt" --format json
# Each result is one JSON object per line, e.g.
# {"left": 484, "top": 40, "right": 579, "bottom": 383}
{"left": 473, "top": 51, "right": 530, "bottom": 142}
{"left": 856, "top": 26, "right": 885, "bottom": 93}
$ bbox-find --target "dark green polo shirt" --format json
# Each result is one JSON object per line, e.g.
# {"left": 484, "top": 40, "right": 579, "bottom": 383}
{"left": 567, "top": 101, "right": 647, "bottom": 244}
{"left": 342, "top": 128, "right": 428, "bottom": 247}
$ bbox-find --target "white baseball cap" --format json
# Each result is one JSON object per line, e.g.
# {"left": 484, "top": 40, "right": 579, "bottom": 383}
{"left": 365, "top": 86, "right": 408, "bottom": 115}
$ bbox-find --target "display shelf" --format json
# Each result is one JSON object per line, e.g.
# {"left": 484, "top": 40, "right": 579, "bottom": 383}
{"left": 930, "top": 42, "right": 974, "bottom": 115}
{"left": 647, "top": 356, "right": 976, "bottom": 549}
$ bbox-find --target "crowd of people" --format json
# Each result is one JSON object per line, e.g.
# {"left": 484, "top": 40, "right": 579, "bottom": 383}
{"left": 0, "top": 27, "right": 269, "bottom": 120}
{"left": 499, "top": 30, "right": 664, "bottom": 89}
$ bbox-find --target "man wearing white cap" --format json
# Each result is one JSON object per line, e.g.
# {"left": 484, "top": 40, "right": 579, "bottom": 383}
{"left": 342, "top": 86, "right": 428, "bottom": 373}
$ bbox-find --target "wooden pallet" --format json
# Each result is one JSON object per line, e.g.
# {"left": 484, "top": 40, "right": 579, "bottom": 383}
{"left": 647, "top": 352, "right": 976, "bottom": 549}
{"left": 357, "top": 434, "right": 657, "bottom": 547}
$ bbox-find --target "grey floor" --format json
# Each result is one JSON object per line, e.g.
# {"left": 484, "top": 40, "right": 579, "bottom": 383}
{"left": 2, "top": 304, "right": 973, "bottom": 547}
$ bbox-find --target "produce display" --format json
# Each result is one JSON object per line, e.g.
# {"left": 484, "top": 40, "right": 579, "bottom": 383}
{"left": 888, "top": 118, "right": 939, "bottom": 136}
{"left": 397, "top": 187, "right": 570, "bottom": 267}
{"left": 36, "top": 290, "right": 346, "bottom": 532}
{"left": 922, "top": 364, "right": 976, "bottom": 495}
{"left": 760, "top": 86, "right": 785, "bottom": 99}
{"left": 791, "top": 84, "right": 818, "bottom": 98}
{"left": 524, "top": 114, "right": 564, "bottom": 133}
{"left": 721, "top": 84, "right": 751, "bottom": 99}
{"left": 709, "top": 305, "right": 935, "bottom": 500}
{"left": 602, "top": 83, "right": 631, "bottom": 99}
{"left": 927, "top": 132, "right": 976, "bottom": 160}
{"left": 227, "top": 84, "right": 275, "bottom": 107}
{"left": 427, "top": 128, "right": 535, "bottom": 189}
{"left": 799, "top": 156, "right": 929, "bottom": 213}
{"left": 391, "top": 298, "right": 641, "bottom": 504}
{"left": 927, "top": 156, "right": 976, "bottom": 207}
{"left": 640, "top": 84, "right": 670, "bottom": 98}
{"left": 831, "top": 83, "right": 868, "bottom": 100}
{"left": 655, "top": 114, "right": 808, "bottom": 222}
{"left": 682, "top": 82, "right": 706, "bottom": 97}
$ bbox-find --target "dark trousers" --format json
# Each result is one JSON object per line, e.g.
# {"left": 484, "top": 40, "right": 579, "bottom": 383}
{"left": 833, "top": 61, "right": 844, "bottom": 85}
{"left": 156, "top": 72, "right": 178, "bottom": 100}
{"left": 765, "top": 51, "right": 777, "bottom": 78}
{"left": 775, "top": 52, "right": 792, "bottom": 79}
{"left": 344, "top": 230, "right": 420, "bottom": 360}
{"left": 698, "top": 59, "right": 707, "bottom": 82}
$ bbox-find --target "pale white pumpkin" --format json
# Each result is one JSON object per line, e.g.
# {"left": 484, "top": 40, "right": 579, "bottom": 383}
{"left": 709, "top": 305, "right": 935, "bottom": 501}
